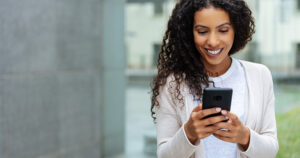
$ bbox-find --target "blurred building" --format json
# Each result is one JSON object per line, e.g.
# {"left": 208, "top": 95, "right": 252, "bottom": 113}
{"left": 256, "top": 0, "right": 300, "bottom": 72}
{"left": 126, "top": 0, "right": 300, "bottom": 74}
{"left": 126, "top": 0, "right": 174, "bottom": 70}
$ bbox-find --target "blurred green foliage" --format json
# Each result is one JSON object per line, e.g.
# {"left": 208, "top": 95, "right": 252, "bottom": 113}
{"left": 276, "top": 106, "right": 300, "bottom": 158}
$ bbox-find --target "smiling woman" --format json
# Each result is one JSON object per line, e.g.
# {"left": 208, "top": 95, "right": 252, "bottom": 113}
{"left": 151, "top": 0, "right": 278, "bottom": 158}
{"left": 193, "top": 7, "right": 234, "bottom": 77}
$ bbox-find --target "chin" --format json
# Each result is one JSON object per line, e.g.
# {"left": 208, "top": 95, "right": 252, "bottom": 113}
{"left": 203, "top": 56, "right": 226, "bottom": 66}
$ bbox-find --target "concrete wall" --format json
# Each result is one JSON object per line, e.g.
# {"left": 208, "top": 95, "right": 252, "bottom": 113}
{"left": 100, "top": 0, "right": 126, "bottom": 157}
{"left": 0, "top": 0, "right": 125, "bottom": 157}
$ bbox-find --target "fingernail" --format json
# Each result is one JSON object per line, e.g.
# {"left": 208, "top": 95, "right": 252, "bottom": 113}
{"left": 221, "top": 110, "right": 227, "bottom": 115}
{"left": 216, "top": 108, "right": 221, "bottom": 112}
{"left": 225, "top": 116, "right": 229, "bottom": 120}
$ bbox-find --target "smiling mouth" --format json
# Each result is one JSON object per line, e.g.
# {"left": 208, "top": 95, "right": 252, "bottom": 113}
{"left": 206, "top": 48, "right": 223, "bottom": 55}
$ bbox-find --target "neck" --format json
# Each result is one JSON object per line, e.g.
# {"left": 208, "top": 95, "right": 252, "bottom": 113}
{"left": 205, "top": 57, "right": 232, "bottom": 77}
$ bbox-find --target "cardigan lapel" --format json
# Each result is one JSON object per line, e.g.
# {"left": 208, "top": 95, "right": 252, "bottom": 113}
{"left": 239, "top": 60, "right": 259, "bottom": 130}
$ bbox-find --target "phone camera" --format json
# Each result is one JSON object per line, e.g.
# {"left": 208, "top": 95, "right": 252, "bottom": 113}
{"left": 214, "top": 95, "right": 222, "bottom": 101}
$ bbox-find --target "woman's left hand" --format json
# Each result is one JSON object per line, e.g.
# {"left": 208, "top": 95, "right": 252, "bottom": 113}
{"left": 212, "top": 110, "right": 250, "bottom": 151}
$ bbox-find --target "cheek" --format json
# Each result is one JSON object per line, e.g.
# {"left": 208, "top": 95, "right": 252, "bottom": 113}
{"left": 193, "top": 35, "right": 205, "bottom": 48}
{"left": 228, "top": 32, "right": 235, "bottom": 45}
{"left": 222, "top": 35, "right": 234, "bottom": 50}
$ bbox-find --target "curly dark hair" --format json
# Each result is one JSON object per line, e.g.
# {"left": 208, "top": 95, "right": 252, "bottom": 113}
{"left": 151, "top": 0, "right": 255, "bottom": 120}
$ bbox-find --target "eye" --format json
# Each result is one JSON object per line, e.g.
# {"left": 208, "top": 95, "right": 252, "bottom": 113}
{"left": 197, "top": 31, "right": 208, "bottom": 34}
{"left": 219, "top": 30, "right": 229, "bottom": 33}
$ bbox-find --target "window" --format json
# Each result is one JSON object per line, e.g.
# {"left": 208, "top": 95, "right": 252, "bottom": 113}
{"left": 154, "top": 1, "right": 163, "bottom": 15}
{"left": 152, "top": 43, "right": 161, "bottom": 68}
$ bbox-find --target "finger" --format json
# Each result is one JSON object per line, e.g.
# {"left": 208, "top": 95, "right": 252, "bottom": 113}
{"left": 221, "top": 111, "right": 240, "bottom": 125}
{"left": 213, "top": 121, "right": 234, "bottom": 130}
{"left": 194, "top": 107, "right": 222, "bottom": 120}
{"left": 221, "top": 110, "right": 229, "bottom": 116}
{"left": 192, "top": 104, "right": 202, "bottom": 112}
{"left": 227, "top": 112, "right": 240, "bottom": 125}
{"left": 213, "top": 129, "right": 232, "bottom": 137}
{"left": 202, "top": 115, "right": 229, "bottom": 126}
{"left": 213, "top": 133, "right": 234, "bottom": 143}
{"left": 190, "top": 104, "right": 202, "bottom": 121}
{"left": 195, "top": 125, "right": 219, "bottom": 133}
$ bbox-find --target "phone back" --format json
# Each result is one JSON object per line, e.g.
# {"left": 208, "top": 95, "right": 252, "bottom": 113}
{"left": 202, "top": 88, "right": 232, "bottom": 111}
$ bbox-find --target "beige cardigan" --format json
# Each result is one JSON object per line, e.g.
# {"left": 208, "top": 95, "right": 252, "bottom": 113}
{"left": 156, "top": 60, "right": 278, "bottom": 158}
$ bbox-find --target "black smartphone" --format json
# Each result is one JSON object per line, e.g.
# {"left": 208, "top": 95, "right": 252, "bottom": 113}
{"left": 202, "top": 88, "right": 233, "bottom": 119}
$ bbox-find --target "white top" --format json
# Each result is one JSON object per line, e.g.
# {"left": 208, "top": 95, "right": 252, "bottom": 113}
{"left": 155, "top": 59, "right": 278, "bottom": 158}
{"left": 192, "top": 58, "right": 248, "bottom": 158}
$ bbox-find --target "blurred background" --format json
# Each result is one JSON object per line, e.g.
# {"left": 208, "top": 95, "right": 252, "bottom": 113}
{"left": 0, "top": 0, "right": 299, "bottom": 158}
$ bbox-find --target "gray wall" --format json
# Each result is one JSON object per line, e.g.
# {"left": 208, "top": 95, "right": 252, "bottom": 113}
{"left": 100, "top": 0, "right": 126, "bottom": 157}
{"left": 0, "top": 0, "right": 125, "bottom": 157}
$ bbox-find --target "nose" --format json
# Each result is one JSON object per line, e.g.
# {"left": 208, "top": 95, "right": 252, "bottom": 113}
{"left": 207, "top": 32, "right": 220, "bottom": 48}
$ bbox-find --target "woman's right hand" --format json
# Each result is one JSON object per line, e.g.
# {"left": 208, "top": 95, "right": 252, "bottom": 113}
{"left": 184, "top": 104, "right": 229, "bottom": 144}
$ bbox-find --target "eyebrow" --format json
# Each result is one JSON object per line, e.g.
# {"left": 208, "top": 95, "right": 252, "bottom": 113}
{"left": 194, "top": 23, "right": 231, "bottom": 29}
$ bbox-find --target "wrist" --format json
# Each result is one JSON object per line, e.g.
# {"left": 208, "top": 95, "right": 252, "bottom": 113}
{"left": 239, "top": 127, "right": 250, "bottom": 150}
{"left": 184, "top": 123, "right": 197, "bottom": 144}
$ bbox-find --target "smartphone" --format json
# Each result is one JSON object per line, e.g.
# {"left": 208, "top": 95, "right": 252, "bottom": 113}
{"left": 202, "top": 88, "right": 232, "bottom": 119}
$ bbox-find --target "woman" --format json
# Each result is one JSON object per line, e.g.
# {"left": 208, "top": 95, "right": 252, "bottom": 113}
{"left": 151, "top": 0, "right": 278, "bottom": 158}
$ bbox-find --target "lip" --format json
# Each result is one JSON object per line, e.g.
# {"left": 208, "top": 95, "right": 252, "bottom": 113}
{"left": 205, "top": 48, "right": 223, "bottom": 57}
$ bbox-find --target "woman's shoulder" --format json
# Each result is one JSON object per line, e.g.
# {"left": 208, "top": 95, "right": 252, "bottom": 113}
{"left": 163, "top": 73, "right": 189, "bottom": 94}
{"left": 237, "top": 59, "right": 273, "bottom": 86}
{"left": 237, "top": 59, "right": 271, "bottom": 74}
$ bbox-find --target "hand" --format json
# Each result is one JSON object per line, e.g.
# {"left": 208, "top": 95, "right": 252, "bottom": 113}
{"left": 212, "top": 111, "right": 250, "bottom": 150}
{"left": 184, "top": 104, "right": 229, "bottom": 144}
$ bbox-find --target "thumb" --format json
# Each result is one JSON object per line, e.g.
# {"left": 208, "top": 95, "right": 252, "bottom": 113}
{"left": 227, "top": 112, "right": 239, "bottom": 125}
{"left": 192, "top": 104, "right": 202, "bottom": 112}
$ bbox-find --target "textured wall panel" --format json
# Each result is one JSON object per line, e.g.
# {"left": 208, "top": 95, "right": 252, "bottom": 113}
{"left": 55, "top": 0, "right": 102, "bottom": 71}
{"left": 0, "top": 0, "right": 105, "bottom": 157}
{"left": 1, "top": 72, "right": 102, "bottom": 158}
{"left": 0, "top": 0, "right": 56, "bottom": 74}
{"left": 2, "top": 75, "right": 60, "bottom": 158}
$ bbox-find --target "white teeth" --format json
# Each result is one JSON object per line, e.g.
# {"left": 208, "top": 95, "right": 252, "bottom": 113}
{"left": 207, "top": 49, "right": 222, "bottom": 55}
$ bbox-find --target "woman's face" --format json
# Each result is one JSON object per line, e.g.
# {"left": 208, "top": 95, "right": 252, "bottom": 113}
{"left": 193, "top": 6, "right": 235, "bottom": 68}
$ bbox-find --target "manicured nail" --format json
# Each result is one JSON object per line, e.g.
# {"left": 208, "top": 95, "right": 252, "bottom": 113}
{"left": 216, "top": 108, "right": 221, "bottom": 112}
{"left": 221, "top": 110, "right": 227, "bottom": 115}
